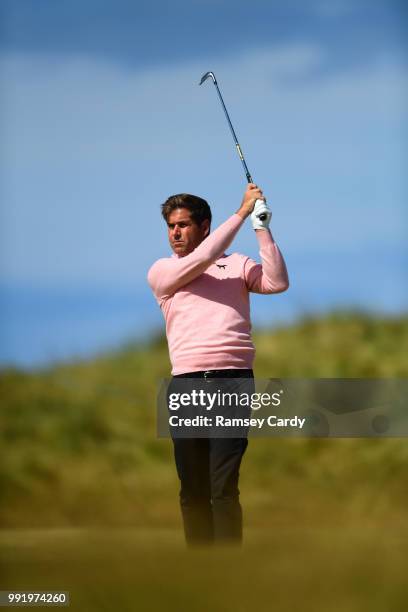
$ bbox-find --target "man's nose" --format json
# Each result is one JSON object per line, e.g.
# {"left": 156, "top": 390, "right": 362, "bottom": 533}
{"left": 173, "top": 225, "right": 181, "bottom": 237}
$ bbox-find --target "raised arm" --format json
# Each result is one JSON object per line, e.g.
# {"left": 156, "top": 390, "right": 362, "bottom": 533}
{"left": 148, "top": 184, "right": 265, "bottom": 301}
{"left": 148, "top": 214, "right": 244, "bottom": 300}
{"left": 244, "top": 229, "right": 289, "bottom": 294}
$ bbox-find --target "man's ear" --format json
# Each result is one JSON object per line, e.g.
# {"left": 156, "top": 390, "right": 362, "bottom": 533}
{"left": 201, "top": 219, "right": 210, "bottom": 238}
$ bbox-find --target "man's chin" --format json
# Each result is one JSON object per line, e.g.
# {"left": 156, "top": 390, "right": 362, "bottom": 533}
{"left": 172, "top": 244, "right": 191, "bottom": 256}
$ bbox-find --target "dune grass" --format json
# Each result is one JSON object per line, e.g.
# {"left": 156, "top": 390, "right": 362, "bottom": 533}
{"left": 1, "top": 311, "right": 408, "bottom": 529}
{"left": 1, "top": 312, "right": 407, "bottom": 610}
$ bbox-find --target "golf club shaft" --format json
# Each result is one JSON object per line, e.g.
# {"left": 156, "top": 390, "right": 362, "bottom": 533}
{"left": 212, "top": 80, "right": 253, "bottom": 184}
{"left": 200, "top": 72, "right": 267, "bottom": 221}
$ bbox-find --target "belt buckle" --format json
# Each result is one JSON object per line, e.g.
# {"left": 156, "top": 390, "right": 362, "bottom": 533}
{"left": 203, "top": 370, "right": 213, "bottom": 382}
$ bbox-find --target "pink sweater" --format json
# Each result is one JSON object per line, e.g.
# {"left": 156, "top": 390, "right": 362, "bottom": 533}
{"left": 147, "top": 214, "right": 289, "bottom": 375}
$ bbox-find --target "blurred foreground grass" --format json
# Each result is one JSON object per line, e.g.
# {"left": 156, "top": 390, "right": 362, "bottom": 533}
{"left": 1, "top": 312, "right": 408, "bottom": 610}
{"left": 1, "top": 526, "right": 407, "bottom": 611}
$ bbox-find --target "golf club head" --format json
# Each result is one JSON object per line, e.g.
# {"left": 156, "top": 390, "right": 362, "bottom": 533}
{"left": 199, "top": 71, "right": 217, "bottom": 86}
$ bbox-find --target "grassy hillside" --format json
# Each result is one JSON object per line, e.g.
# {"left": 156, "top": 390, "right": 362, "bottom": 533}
{"left": 1, "top": 311, "right": 408, "bottom": 529}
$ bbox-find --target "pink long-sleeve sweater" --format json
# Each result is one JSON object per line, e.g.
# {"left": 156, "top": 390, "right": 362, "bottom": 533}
{"left": 147, "top": 213, "right": 289, "bottom": 375}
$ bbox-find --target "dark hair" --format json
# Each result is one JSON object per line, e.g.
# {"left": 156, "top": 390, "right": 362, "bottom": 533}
{"left": 161, "top": 194, "right": 212, "bottom": 226}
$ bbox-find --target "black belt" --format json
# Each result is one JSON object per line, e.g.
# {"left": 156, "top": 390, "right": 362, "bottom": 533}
{"left": 173, "top": 369, "right": 253, "bottom": 380}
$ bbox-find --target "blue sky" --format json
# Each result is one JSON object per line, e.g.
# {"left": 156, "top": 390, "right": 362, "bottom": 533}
{"left": 1, "top": 0, "right": 407, "bottom": 367}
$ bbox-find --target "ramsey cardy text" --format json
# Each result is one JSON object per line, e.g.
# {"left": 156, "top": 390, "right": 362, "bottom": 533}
{"left": 169, "top": 415, "right": 306, "bottom": 429}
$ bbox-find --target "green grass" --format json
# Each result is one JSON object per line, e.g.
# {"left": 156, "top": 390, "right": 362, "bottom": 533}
{"left": 1, "top": 527, "right": 407, "bottom": 612}
{"left": 1, "top": 312, "right": 408, "bottom": 610}
{"left": 1, "top": 311, "right": 408, "bottom": 528}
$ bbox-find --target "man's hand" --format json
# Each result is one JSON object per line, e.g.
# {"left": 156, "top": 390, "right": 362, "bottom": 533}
{"left": 236, "top": 184, "right": 265, "bottom": 219}
{"left": 251, "top": 199, "right": 272, "bottom": 230}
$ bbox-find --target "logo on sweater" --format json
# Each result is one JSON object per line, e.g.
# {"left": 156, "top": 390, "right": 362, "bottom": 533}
{"left": 216, "top": 264, "right": 227, "bottom": 269}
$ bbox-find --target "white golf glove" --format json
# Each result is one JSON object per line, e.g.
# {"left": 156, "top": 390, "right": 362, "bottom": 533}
{"left": 251, "top": 198, "right": 272, "bottom": 230}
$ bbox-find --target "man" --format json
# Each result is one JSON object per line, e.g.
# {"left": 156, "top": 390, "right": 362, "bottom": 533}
{"left": 147, "top": 184, "right": 289, "bottom": 546}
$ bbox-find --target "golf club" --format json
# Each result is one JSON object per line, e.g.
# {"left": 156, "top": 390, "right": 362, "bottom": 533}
{"left": 199, "top": 71, "right": 267, "bottom": 221}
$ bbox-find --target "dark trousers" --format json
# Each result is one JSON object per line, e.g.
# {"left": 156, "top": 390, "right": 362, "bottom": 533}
{"left": 172, "top": 436, "right": 248, "bottom": 546}
{"left": 169, "top": 369, "right": 253, "bottom": 547}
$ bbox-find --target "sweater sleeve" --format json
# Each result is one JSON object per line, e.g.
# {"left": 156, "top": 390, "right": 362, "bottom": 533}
{"left": 147, "top": 213, "right": 244, "bottom": 301}
{"left": 243, "top": 230, "right": 289, "bottom": 294}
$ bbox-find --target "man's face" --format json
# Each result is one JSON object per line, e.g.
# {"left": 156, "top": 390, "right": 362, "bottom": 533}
{"left": 167, "top": 208, "right": 210, "bottom": 257}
